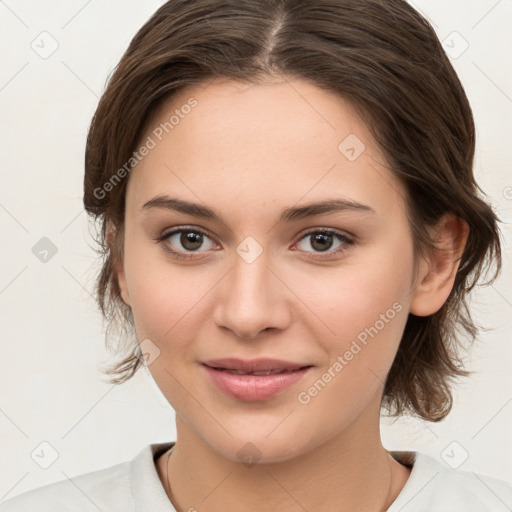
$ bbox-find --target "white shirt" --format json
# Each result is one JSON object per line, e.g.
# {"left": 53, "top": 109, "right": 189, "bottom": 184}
{"left": 1, "top": 441, "right": 511, "bottom": 511}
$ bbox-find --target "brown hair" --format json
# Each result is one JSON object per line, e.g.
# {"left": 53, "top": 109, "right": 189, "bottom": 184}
{"left": 84, "top": 0, "right": 501, "bottom": 421}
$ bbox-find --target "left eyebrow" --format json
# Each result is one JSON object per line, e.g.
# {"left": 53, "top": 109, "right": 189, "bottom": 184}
{"left": 279, "top": 198, "right": 375, "bottom": 222}
{"left": 140, "top": 195, "right": 375, "bottom": 222}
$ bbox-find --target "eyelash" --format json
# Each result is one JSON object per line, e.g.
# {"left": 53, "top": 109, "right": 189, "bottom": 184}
{"left": 156, "top": 226, "right": 355, "bottom": 261}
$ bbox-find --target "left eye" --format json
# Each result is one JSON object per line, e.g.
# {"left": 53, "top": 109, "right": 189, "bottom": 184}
{"left": 295, "top": 230, "right": 352, "bottom": 253}
{"left": 158, "top": 227, "right": 353, "bottom": 260}
{"left": 163, "top": 228, "right": 217, "bottom": 253}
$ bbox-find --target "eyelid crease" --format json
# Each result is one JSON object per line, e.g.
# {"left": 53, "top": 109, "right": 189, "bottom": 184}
{"left": 155, "top": 225, "right": 356, "bottom": 260}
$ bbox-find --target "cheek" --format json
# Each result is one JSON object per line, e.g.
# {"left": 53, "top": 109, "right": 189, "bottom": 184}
{"left": 123, "top": 237, "right": 217, "bottom": 343}
{"left": 297, "top": 241, "right": 413, "bottom": 343}
{"left": 293, "top": 288, "right": 410, "bottom": 433}
{"left": 292, "top": 239, "right": 414, "bottom": 393}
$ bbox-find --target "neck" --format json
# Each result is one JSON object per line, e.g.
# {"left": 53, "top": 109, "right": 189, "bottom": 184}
{"left": 158, "top": 402, "right": 411, "bottom": 512}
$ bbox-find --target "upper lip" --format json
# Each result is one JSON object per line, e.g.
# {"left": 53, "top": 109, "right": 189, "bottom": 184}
{"left": 202, "top": 358, "right": 311, "bottom": 372}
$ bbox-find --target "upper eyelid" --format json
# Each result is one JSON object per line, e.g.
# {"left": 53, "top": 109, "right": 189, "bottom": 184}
{"left": 296, "top": 226, "right": 353, "bottom": 241}
{"left": 162, "top": 226, "right": 353, "bottom": 250}
{"left": 162, "top": 226, "right": 220, "bottom": 246}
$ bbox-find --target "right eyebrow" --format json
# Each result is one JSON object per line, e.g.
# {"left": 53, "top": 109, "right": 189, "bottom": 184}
{"left": 140, "top": 195, "right": 375, "bottom": 223}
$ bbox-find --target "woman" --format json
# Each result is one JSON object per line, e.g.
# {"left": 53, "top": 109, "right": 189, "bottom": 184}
{"left": 2, "top": 0, "right": 510, "bottom": 510}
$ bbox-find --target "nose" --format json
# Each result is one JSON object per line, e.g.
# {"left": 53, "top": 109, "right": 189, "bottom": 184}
{"left": 212, "top": 253, "right": 292, "bottom": 340}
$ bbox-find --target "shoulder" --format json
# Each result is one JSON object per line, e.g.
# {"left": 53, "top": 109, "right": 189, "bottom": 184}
{"left": 0, "top": 442, "right": 174, "bottom": 512}
{"left": 1, "top": 441, "right": 169, "bottom": 512}
{"left": 0, "top": 461, "right": 131, "bottom": 512}
{"left": 389, "top": 451, "right": 512, "bottom": 511}
{"left": 0, "top": 460, "right": 132, "bottom": 512}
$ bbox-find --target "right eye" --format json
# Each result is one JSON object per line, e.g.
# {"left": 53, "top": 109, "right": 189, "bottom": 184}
{"left": 158, "top": 227, "right": 219, "bottom": 260}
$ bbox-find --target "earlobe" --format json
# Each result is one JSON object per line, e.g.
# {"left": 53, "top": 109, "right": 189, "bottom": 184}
{"left": 410, "top": 213, "right": 469, "bottom": 317}
{"left": 106, "top": 221, "right": 131, "bottom": 307}
{"left": 117, "top": 263, "right": 131, "bottom": 307}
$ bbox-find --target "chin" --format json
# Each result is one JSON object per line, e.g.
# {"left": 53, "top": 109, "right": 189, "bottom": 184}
{"left": 201, "top": 428, "right": 314, "bottom": 466}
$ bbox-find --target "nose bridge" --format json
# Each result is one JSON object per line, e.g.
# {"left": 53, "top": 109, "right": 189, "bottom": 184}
{"left": 213, "top": 247, "right": 290, "bottom": 339}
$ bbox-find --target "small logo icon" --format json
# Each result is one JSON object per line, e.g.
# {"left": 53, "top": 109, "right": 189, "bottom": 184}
{"left": 442, "top": 31, "right": 469, "bottom": 59}
{"left": 236, "top": 236, "right": 263, "bottom": 264}
{"left": 31, "top": 441, "right": 59, "bottom": 469}
{"left": 441, "top": 441, "right": 469, "bottom": 469}
{"left": 338, "top": 134, "right": 366, "bottom": 161}
{"left": 237, "top": 442, "right": 262, "bottom": 467}
{"left": 31, "top": 31, "right": 59, "bottom": 60}
{"left": 134, "top": 338, "right": 161, "bottom": 367}
{"left": 32, "top": 237, "right": 58, "bottom": 263}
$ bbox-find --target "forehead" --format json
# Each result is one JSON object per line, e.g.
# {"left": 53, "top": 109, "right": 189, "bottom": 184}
{"left": 157, "top": 76, "right": 370, "bottom": 151}
{"left": 125, "top": 77, "right": 407, "bottom": 219}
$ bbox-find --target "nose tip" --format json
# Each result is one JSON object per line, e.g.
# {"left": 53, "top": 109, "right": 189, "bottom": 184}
{"left": 212, "top": 260, "right": 291, "bottom": 340}
{"left": 224, "top": 324, "right": 272, "bottom": 341}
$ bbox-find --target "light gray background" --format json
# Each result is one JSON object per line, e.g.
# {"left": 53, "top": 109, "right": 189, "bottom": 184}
{"left": 1, "top": 0, "right": 511, "bottom": 502}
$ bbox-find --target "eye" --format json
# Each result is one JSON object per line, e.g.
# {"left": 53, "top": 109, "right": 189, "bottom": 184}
{"left": 294, "top": 229, "right": 354, "bottom": 257}
{"left": 158, "top": 227, "right": 218, "bottom": 259}
{"left": 156, "top": 226, "right": 354, "bottom": 261}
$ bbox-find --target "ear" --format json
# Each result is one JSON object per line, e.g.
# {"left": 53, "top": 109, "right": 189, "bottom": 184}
{"left": 410, "top": 213, "right": 469, "bottom": 316}
{"left": 106, "top": 221, "right": 131, "bottom": 307}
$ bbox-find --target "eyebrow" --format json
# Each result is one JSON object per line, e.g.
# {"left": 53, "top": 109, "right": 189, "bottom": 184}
{"left": 141, "top": 195, "right": 375, "bottom": 223}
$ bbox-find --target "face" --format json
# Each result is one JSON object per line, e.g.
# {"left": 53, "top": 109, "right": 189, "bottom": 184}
{"left": 117, "top": 77, "right": 418, "bottom": 463}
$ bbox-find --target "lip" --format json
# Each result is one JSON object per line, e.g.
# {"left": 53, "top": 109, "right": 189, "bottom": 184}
{"left": 203, "top": 358, "right": 309, "bottom": 373}
{"left": 201, "top": 358, "right": 313, "bottom": 401}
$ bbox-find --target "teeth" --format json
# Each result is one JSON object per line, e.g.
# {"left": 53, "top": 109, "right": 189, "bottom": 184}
{"left": 219, "top": 368, "right": 293, "bottom": 375}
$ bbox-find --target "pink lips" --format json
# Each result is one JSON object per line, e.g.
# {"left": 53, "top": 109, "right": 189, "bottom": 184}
{"left": 202, "top": 358, "right": 312, "bottom": 401}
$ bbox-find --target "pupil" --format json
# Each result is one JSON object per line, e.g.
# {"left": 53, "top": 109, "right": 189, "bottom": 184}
{"left": 181, "top": 231, "right": 203, "bottom": 250}
{"left": 311, "top": 233, "right": 333, "bottom": 252}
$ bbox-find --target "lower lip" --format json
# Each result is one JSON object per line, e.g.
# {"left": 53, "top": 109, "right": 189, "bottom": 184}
{"left": 202, "top": 365, "right": 311, "bottom": 401}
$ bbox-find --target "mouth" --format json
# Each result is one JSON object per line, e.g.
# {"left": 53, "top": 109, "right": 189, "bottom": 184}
{"left": 207, "top": 367, "right": 308, "bottom": 376}
{"left": 202, "top": 358, "right": 312, "bottom": 374}
{"left": 201, "top": 358, "right": 313, "bottom": 401}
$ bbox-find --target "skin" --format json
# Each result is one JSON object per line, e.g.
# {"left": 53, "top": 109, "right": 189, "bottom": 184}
{"left": 113, "top": 77, "right": 468, "bottom": 511}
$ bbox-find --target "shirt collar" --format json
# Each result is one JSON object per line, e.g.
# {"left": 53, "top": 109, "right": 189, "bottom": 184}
{"left": 129, "top": 443, "right": 429, "bottom": 512}
{"left": 129, "top": 441, "right": 176, "bottom": 512}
